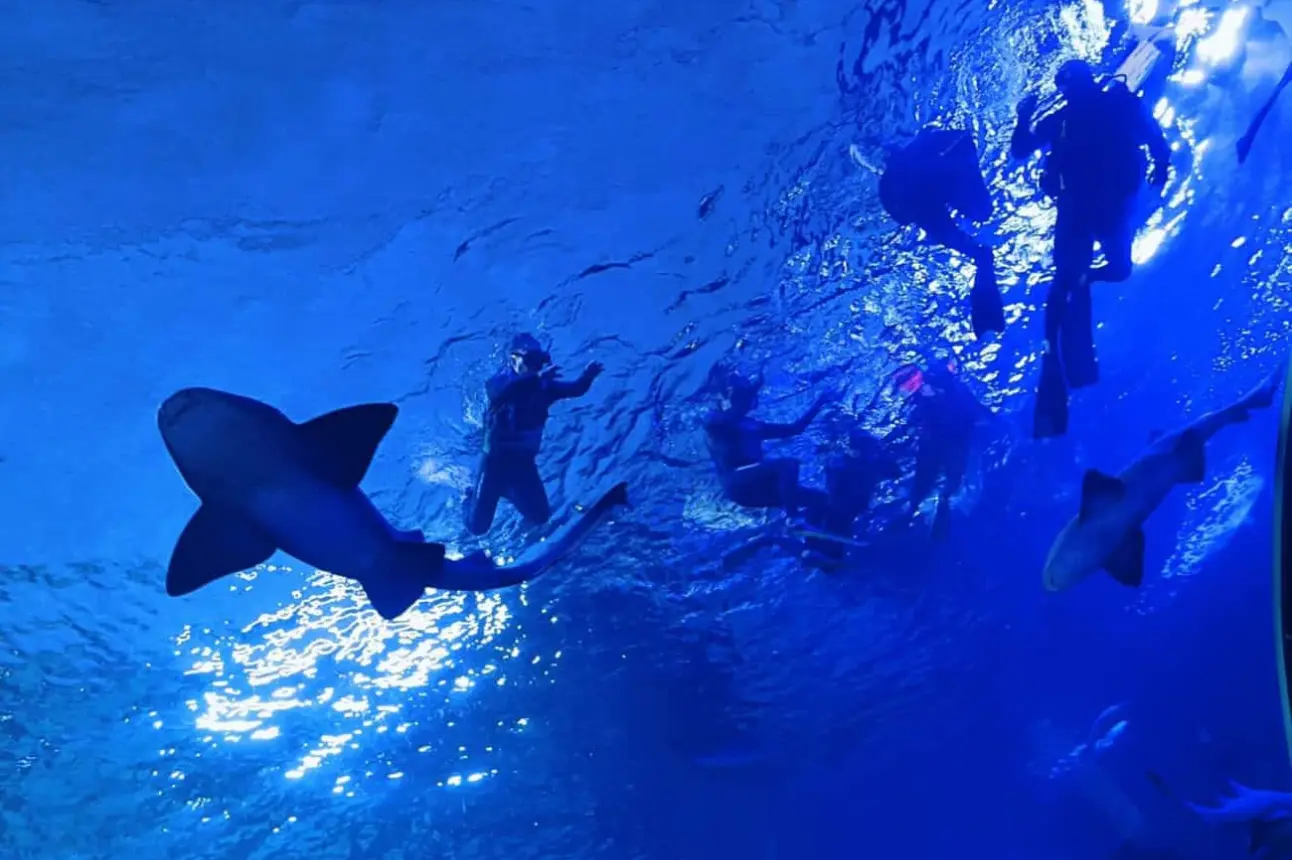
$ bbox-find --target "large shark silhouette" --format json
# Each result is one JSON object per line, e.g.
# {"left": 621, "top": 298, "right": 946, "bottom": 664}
{"left": 157, "top": 387, "right": 628, "bottom": 619}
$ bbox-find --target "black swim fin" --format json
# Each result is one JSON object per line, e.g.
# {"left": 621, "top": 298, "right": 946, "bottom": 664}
{"left": 931, "top": 497, "right": 952, "bottom": 541}
{"left": 969, "top": 259, "right": 1005, "bottom": 337}
{"left": 1033, "top": 352, "right": 1070, "bottom": 439}
{"left": 1060, "top": 281, "right": 1099, "bottom": 389}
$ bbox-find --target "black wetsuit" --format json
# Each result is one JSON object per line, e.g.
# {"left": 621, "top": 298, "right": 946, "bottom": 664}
{"left": 908, "top": 368, "right": 986, "bottom": 532}
{"left": 464, "top": 369, "right": 593, "bottom": 535}
{"left": 879, "top": 127, "right": 1004, "bottom": 335}
{"left": 704, "top": 400, "right": 826, "bottom": 514}
{"left": 813, "top": 432, "right": 899, "bottom": 559}
{"left": 1012, "top": 81, "right": 1170, "bottom": 387}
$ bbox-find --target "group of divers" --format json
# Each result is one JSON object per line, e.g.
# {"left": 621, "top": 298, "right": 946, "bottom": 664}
{"left": 152, "top": 15, "right": 1291, "bottom": 622}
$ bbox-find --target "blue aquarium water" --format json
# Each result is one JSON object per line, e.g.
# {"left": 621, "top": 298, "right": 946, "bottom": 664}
{"left": 1, "top": 0, "right": 1291, "bottom": 857}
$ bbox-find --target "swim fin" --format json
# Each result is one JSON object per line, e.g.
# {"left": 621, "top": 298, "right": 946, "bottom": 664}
{"left": 970, "top": 256, "right": 1005, "bottom": 337}
{"left": 1033, "top": 352, "right": 1070, "bottom": 439}
{"left": 1238, "top": 61, "right": 1292, "bottom": 164}
{"left": 931, "top": 497, "right": 952, "bottom": 541}
{"left": 1060, "top": 280, "right": 1099, "bottom": 389}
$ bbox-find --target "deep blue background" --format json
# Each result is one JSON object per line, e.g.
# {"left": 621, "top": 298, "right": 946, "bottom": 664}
{"left": 1, "top": 0, "right": 1290, "bottom": 858}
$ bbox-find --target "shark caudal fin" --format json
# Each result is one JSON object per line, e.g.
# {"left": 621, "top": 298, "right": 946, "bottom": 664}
{"left": 167, "top": 505, "right": 277, "bottom": 596}
{"left": 364, "top": 540, "right": 447, "bottom": 620}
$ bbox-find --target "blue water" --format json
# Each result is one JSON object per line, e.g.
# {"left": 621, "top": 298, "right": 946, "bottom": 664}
{"left": 2, "top": 0, "right": 1291, "bottom": 857}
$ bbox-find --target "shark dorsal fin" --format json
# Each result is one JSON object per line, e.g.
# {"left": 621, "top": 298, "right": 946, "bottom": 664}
{"left": 299, "top": 403, "right": 399, "bottom": 488}
{"left": 1079, "top": 469, "right": 1125, "bottom": 522}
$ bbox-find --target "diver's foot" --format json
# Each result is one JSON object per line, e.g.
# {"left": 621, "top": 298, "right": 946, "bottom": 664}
{"left": 1033, "top": 354, "right": 1070, "bottom": 439}
{"left": 970, "top": 284, "right": 1006, "bottom": 337}
{"left": 930, "top": 503, "right": 952, "bottom": 541}
{"left": 1062, "top": 353, "right": 1100, "bottom": 389}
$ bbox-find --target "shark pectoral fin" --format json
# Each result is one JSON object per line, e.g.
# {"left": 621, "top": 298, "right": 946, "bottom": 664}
{"left": 167, "top": 505, "right": 276, "bottom": 596}
{"left": 363, "top": 541, "right": 446, "bottom": 620}
{"left": 1079, "top": 469, "right": 1126, "bottom": 522}
{"left": 1104, "top": 527, "right": 1145, "bottom": 588}
{"left": 1174, "top": 428, "right": 1206, "bottom": 483}
{"left": 298, "top": 403, "right": 399, "bottom": 487}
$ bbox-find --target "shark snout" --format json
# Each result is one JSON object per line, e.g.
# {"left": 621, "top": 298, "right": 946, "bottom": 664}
{"left": 158, "top": 387, "right": 218, "bottom": 432}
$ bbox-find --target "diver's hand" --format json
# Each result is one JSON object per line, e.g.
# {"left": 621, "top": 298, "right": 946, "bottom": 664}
{"left": 581, "top": 361, "right": 605, "bottom": 382}
{"left": 1016, "top": 94, "right": 1038, "bottom": 121}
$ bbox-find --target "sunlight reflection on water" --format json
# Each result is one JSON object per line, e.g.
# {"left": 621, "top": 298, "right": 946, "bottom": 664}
{"left": 167, "top": 564, "right": 556, "bottom": 791}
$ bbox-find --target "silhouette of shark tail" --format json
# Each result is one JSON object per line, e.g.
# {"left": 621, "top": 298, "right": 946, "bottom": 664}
{"left": 432, "top": 482, "right": 631, "bottom": 593}
{"left": 365, "top": 541, "right": 449, "bottom": 620}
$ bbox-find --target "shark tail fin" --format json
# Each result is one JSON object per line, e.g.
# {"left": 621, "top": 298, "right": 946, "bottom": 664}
{"left": 432, "top": 482, "right": 631, "bottom": 592}
{"left": 364, "top": 541, "right": 447, "bottom": 620}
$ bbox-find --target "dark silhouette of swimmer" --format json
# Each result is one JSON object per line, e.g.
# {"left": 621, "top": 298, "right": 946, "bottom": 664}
{"left": 464, "top": 333, "right": 604, "bottom": 535}
{"left": 1012, "top": 58, "right": 1170, "bottom": 438}
{"left": 704, "top": 372, "right": 834, "bottom": 515}
{"left": 894, "top": 362, "right": 990, "bottom": 539}
{"left": 797, "top": 425, "right": 901, "bottom": 566}
{"left": 879, "top": 126, "right": 1005, "bottom": 337}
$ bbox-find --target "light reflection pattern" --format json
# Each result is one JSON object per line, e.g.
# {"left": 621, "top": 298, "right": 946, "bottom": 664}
{"left": 160, "top": 561, "right": 561, "bottom": 799}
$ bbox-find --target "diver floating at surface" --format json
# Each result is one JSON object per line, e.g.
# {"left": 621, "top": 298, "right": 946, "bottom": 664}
{"left": 892, "top": 361, "right": 993, "bottom": 539}
{"left": 878, "top": 126, "right": 1006, "bottom": 337}
{"left": 1011, "top": 58, "right": 1172, "bottom": 439}
{"left": 464, "top": 333, "right": 604, "bottom": 535}
{"left": 703, "top": 370, "right": 835, "bottom": 518}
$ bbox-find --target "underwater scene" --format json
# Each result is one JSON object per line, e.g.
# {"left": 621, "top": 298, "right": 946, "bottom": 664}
{"left": 3, "top": 0, "right": 1292, "bottom": 857}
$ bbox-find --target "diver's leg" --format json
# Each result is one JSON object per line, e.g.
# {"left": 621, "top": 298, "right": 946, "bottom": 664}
{"left": 1054, "top": 205, "right": 1099, "bottom": 389}
{"left": 943, "top": 131, "right": 993, "bottom": 222}
{"left": 1089, "top": 208, "right": 1134, "bottom": 284}
{"left": 922, "top": 215, "right": 1003, "bottom": 336}
{"left": 725, "top": 461, "right": 798, "bottom": 510}
{"left": 1034, "top": 205, "right": 1088, "bottom": 437}
{"left": 463, "top": 455, "right": 505, "bottom": 535}
{"left": 506, "top": 455, "right": 553, "bottom": 526}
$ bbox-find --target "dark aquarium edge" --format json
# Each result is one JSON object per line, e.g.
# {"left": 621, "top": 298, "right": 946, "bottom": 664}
{"left": 1276, "top": 354, "right": 1292, "bottom": 766}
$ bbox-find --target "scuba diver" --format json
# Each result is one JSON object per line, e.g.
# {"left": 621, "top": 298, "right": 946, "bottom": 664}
{"left": 893, "top": 361, "right": 991, "bottom": 539}
{"left": 703, "top": 371, "right": 834, "bottom": 517}
{"left": 463, "top": 333, "right": 604, "bottom": 535}
{"left": 800, "top": 424, "right": 901, "bottom": 567}
{"left": 1011, "top": 58, "right": 1171, "bottom": 438}
{"left": 878, "top": 126, "right": 1006, "bottom": 337}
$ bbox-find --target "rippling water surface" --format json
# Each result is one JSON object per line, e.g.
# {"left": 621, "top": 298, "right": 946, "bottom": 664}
{"left": 2, "top": 0, "right": 1290, "bottom": 857}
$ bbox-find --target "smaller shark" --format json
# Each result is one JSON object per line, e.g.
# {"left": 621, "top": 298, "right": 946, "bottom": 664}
{"left": 1043, "top": 370, "right": 1281, "bottom": 592}
{"left": 158, "top": 387, "right": 629, "bottom": 619}
{"left": 1185, "top": 780, "right": 1292, "bottom": 858}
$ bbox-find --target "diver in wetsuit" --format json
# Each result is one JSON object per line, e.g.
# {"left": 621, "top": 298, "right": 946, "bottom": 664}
{"left": 1011, "top": 58, "right": 1171, "bottom": 438}
{"left": 464, "top": 333, "right": 604, "bottom": 535}
{"left": 801, "top": 425, "right": 901, "bottom": 566}
{"left": 894, "top": 362, "right": 991, "bottom": 539}
{"left": 704, "top": 372, "right": 834, "bottom": 516}
{"left": 879, "top": 126, "right": 1006, "bottom": 337}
